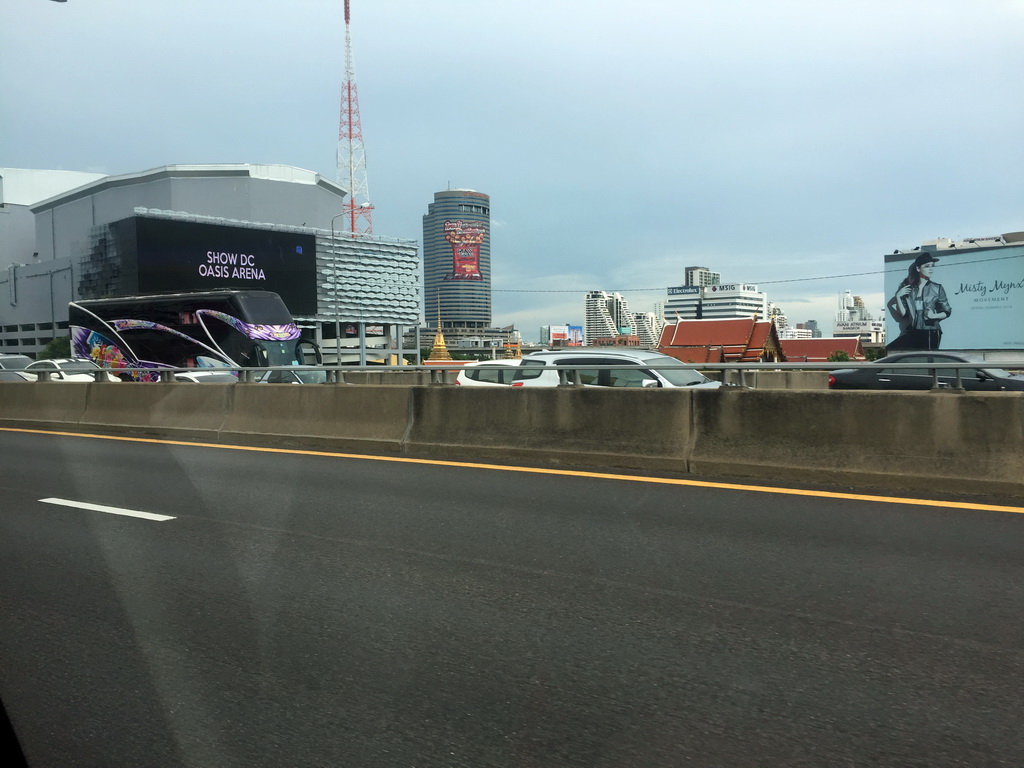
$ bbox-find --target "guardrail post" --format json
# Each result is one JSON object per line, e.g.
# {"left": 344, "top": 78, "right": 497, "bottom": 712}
{"left": 430, "top": 368, "right": 443, "bottom": 385}
{"left": 159, "top": 370, "right": 175, "bottom": 383}
{"left": 557, "top": 368, "right": 569, "bottom": 386}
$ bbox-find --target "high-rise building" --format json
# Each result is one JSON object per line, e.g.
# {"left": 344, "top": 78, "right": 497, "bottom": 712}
{"left": 422, "top": 189, "right": 491, "bottom": 339}
{"left": 834, "top": 290, "right": 885, "bottom": 344}
{"left": 685, "top": 266, "right": 721, "bottom": 287}
{"left": 632, "top": 311, "right": 663, "bottom": 348}
{"left": 584, "top": 291, "right": 635, "bottom": 345}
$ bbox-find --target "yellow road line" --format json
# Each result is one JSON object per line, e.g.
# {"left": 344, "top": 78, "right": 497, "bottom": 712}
{"left": 3, "top": 426, "right": 1023, "bottom": 514}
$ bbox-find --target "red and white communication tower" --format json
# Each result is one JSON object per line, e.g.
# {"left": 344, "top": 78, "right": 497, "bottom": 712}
{"left": 336, "top": 0, "right": 373, "bottom": 235}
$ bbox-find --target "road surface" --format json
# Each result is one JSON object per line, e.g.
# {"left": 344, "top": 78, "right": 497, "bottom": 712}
{"left": 1, "top": 427, "right": 1022, "bottom": 767}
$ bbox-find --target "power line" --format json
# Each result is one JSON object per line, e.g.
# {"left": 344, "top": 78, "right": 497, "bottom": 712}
{"left": 492, "top": 251, "right": 1024, "bottom": 294}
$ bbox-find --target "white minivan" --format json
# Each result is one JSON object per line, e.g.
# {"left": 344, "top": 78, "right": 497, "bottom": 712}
{"left": 455, "top": 359, "right": 522, "bottom": 386}
{"left": 509, "top": 349, "right": 721, "bottom": 389}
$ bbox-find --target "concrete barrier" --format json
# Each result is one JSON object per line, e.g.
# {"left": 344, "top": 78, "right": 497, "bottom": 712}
{"left": 405, "top": 387, "right": 694, "bottom": 472}
{"left": 0, "top": 382, "right": 89, "bottom": 430}
{"left": 688, "top": 389, "right": 1024, "bottom": 496}
{"left": 219, "top": 384, "right": 411, "bottom": 453}
{"left": 80, "top": 382, "right": 233, "bottom": 441}
{"left": 1, "top": 382, "right": 1021, "bottom": 497}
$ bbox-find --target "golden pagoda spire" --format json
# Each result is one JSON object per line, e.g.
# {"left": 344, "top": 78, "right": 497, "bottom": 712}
{"left": 426, "top": 297, "right": 453, "bottom": 362}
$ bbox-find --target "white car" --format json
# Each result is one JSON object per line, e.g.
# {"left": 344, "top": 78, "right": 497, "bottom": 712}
{"left": 509, "top": 349, "right": 722, "bottom": 389}
{"left": 174, "top": 370, "right": 240, "bottom": 383}
{"left": 454, "top": 359, "right": 522, "bottom": 386}
{"left": 24, "top": 358, "right": 119, "bottom": 382}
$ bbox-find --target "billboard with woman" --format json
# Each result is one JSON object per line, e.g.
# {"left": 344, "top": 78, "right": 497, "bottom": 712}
{"left": 884, "top": 242, "right": 1024, "bottom": 351}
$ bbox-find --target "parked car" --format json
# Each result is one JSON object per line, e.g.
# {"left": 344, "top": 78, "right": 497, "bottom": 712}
{"left": 455, "top": 359, "right": 522, "bottom": 386}
{"left": 174, "top": 370, "right": 240, "bottom": 383}
{"left": 510, "top": 349, "right": 722, "bottom": 389}
{"left": 0, "top": 354, "right": 33, "bottom": 371}
{"left": 828, "top": 352, "right": 1024, "bottom": 391}
{"left": 0, "top": 369, "right": 34, "bottom": 382}
{"left": 23, "top": 358, "right": 119, "bottom": 382}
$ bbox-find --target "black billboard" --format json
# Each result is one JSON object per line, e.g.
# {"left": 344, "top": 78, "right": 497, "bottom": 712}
{"left": 133, "top": 218, "right": 317, "bottom": 315}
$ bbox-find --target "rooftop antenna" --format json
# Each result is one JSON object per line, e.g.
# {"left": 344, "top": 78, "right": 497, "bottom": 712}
{"left": 336, "top": 0, "right": 373, "bottom": 235}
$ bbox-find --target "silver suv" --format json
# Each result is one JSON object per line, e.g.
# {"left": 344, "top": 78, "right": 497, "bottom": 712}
{"left": 509, "top": 349, "right": 721, "bottom": 389}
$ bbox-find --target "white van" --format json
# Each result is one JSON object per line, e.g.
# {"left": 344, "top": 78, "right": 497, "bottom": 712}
{"left": 509, "top": 349, "right": 721, "bottom": 389}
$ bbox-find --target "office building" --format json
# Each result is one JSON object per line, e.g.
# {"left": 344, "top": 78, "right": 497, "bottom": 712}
{"left": 684, "top": 266, "right": 721, "bottom": 287}
{"left": 422, "top": 189, "right": 491, "bottom": 341}
{"left": 664, "top": 282, "right": 769, "bottom": 322}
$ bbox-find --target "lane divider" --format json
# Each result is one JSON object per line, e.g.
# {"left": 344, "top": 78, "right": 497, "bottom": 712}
{"left": 5, "top": 426, "right": 1024, "bottom": 515}
{"left": 40, "top": 497, "right": 176, "bottom": 522}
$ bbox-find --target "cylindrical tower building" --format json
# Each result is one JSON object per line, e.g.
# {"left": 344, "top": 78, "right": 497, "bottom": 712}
{"left": 422, "top": 189, "right": 491, "bottom": 337}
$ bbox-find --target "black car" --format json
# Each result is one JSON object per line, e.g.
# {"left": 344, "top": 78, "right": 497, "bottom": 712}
{"left": 828, "top": 352, "right": 1024, "bottom": 391}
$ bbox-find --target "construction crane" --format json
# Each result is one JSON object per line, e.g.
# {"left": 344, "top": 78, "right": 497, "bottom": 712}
{"left": 336, "top": 0, "right": 373, "bottom": 235}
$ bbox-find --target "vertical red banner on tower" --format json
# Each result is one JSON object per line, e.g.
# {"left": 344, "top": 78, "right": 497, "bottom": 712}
{"left": 444, "top": 220, "right": 486, "bottom": 280}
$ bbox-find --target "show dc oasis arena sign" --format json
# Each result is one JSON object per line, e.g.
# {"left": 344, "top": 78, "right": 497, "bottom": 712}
{"left": 134, "top": 217, "right": 317, "bottom": 314}
{"left": 199, "top": 250, "right": 267, "bottom": 280}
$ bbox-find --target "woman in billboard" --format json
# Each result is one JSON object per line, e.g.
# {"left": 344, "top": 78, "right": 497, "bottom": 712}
{"left": 886, "top": 253, "right": 952, "bottom": 351}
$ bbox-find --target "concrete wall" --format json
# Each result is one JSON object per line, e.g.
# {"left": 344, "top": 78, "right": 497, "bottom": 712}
{"left": 0, "top": 205, "right": 38, "bottom": 269}
{"left": 1, "top": 384, "right": 1020, "bottom": 497}
{"left": 0, "top": 261, "right": 75, "bottom": 354}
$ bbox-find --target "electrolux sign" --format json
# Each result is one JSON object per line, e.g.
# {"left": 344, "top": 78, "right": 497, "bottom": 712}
{"left": 134, "top": 218, "right": 317, "bottom": 315}
{"left": 883, "top": 245, "right": 1024, "bottom": 349}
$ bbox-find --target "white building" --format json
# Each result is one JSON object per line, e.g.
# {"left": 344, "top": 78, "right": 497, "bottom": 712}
{"left": 684, "top": 266, "right": 721, "bottom": 287}
{"left": 833, "top": 290, "right": 885, "bottom": 344}
{"left": 584, "top": 290, "right": 635, "bottom": 345}
{"left": 664, "top": 283, "right": 769, "bottom": 322}
{"left": 778, "top": 327, "right": 815, "bottom": 340}
{"left": 632, "top": 311, "right": 663, "bottom": 348}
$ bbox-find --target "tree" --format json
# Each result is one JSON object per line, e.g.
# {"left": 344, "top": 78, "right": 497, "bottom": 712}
{"left": 827, "top": 350, "right": 851, "bottom": 363}
{"left": 863, "top": 346, "right": 886, "bottom": 361}
{"left": 38, "top": 336, "right": 71, "bottom": 360}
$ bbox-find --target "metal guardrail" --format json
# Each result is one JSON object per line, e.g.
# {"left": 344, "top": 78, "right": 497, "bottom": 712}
{"left": 17, "top": 359, "right": 1021, "bottom": 391}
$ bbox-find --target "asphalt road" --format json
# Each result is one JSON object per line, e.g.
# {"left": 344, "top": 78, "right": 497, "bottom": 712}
{"left": 1, "top": 428, "right": 1023, "bottom": 767}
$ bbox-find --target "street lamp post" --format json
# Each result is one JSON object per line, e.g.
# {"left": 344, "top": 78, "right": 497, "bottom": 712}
{"left": 329, "top": 212, "right": 348, "bottom": 366}
{"left": 328, "top": 204, "right": 371, "bottom": 366}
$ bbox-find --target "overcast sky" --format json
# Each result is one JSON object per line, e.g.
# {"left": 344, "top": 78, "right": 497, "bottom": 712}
{"left": 4, "top": 0, "right": 1023, "bottom": 339}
